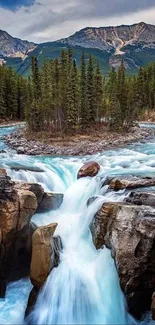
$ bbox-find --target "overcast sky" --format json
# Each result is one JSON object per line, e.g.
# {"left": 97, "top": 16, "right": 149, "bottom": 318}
{"left": 0, "top": 0, "right": 155, "bottom": 43}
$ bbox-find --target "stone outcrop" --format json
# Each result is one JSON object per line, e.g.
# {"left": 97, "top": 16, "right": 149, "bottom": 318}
{"left": 91, "top": 201, "right": 155, "bottom": 318}
{"left": 108, "top": 176, "right": 155, "bottom": 190}
{"left": 30, "top": 223, "right": 61, "bottom": 288}
{"left": 14, "top": 181, "right": 44, "bottom": 205}
{"left": 37, "top": 192, "right": 64, "bottom": 212}
{"left": 0, "top": 168, "right": 7, "bottom": 175}
{"left": 125, "top": 191, "right": 155, "bottom": 208}
{"left": 0, "top": 176, "right": 44, "bottom": 297}
{"left": 26, "top": 223, "right": 62, "bottom": 317}
{"left": 77, "top": 161, "right": 100, "bottom": 179}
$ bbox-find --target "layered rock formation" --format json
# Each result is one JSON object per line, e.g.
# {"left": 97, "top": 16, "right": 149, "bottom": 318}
{"left": 107, "top": 175, "right": 155, "bottom": 190}
{"left": 91, "top": 201, "right": 155, "bottom": 318}
{"left": 0, "top": 172, "right": 63, "bottom": 297}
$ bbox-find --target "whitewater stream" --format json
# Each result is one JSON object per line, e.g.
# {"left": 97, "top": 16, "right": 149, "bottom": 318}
{"left": 0, "top": 124, "right": 155, "bottom": 324}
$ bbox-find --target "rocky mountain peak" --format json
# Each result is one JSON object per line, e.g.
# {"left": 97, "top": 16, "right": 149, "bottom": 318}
{"left": 0, "top": 30, "right": 36, "bottom": 59}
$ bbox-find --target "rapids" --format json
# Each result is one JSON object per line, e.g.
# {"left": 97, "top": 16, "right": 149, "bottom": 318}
{"left": 0, "top": 124, "right": 155, "bottom": 324}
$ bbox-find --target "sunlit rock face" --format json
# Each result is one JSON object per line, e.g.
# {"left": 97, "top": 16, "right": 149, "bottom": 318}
{"left": 61, "top": 22, "right": 155, "bottom": 52}
{"left": 0, "top": 30, "right": 36, "bottom": 58}
{"left": 30, "top": 223, "right": 59, "bottom": 289}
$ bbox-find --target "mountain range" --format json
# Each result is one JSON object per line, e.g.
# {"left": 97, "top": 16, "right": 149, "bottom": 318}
{"left": 1, "top": 22, "right": 155, "bottom": 76}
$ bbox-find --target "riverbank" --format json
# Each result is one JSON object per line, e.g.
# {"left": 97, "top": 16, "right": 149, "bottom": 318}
{"left": 0, "top": 121, "right": 25, "bottom": 128}
{"left": 3, "top": 124, "right": 155, "bottom": 156}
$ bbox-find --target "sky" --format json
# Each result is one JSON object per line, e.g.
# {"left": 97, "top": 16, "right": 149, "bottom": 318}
{"left": 0, "top": 0, "right": 155, "bottom": 43}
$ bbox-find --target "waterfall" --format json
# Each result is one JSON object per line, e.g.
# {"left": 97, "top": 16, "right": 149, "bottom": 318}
{"left": 27, "top": 176, "right": 137, "bottom": 325}
{"left": 2, "top": 125, "right": 155, "bottom": 324}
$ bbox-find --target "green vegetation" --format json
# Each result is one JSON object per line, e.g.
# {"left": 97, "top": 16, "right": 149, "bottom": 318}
{"left": 25, "top": 51, "right": 155, "bottom": 134}
{"left": 2, "top": 50, "right": 155, "bottom": 134}
{"left": 0, "top": 65, "right": 29, "bottom": 121}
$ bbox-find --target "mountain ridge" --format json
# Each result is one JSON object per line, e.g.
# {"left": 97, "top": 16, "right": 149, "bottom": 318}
{"left": 1, "top": 22, "right": 155, "bottom": 75}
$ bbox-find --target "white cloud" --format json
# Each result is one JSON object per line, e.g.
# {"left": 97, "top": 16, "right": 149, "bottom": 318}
{"left": 0, "top": 0, "right": 155, "bottom": 43}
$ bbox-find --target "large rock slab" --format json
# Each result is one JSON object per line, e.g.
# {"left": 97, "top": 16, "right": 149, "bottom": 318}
{"left": 108, "top": 176, "right": 155, "bottom": 190}
{"left": 125, "top": 191, "right": 155, "bottom": 208}
{"left": 14, "top": 182, "right": 44, "bottom": 205}
{"left": 16, "top": 190, "right": 37, "bottom": 230}
{"left": 0, "top": 168, "right": 7, "bottom": 176}
{"left": 91, "top": 202, "right": 155, "bottom": 318}
{"left": 37, "top": 192, "right": 64, "bottom": 212}
{"left": 77, "top": 161, "right": 100, "bottom": 179}
{"left": 30, "top": 223, "right": 61, "bottom": 288}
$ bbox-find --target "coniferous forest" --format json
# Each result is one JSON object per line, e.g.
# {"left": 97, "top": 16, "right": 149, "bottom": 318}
{"left": 1, "top": 49, "right": 155, "bottom": 134}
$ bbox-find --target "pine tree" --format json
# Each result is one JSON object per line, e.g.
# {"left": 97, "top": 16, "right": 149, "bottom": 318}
{"left": 108, "top": 67, "right": 121, "bottom": 130}
{"left": 80, "top": 52, "right": 88, "bottom": 129}
{"left": 94, "top": 61, "right": 103, "bottom": 122}
{"left": 87, "top": 55, "right": 95, "bottom": 123}
{"left": 117, "top": 60, "right": 127, "bottom": 127}
{"left": 0, "top": 66, "right": 6, "bottom": 119}
{"left": 28, "top": 57, "right": 42, "bottom": 131}
{"left": 67, "top": 60, "right": 79, "bottom": 132}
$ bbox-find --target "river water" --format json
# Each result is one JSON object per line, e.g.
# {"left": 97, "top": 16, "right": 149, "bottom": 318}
{"left": 0, "top": 125, "right": 155, "bottom": 324}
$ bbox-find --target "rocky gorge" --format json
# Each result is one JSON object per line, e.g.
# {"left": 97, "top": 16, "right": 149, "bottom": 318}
{"left": 1, "top": 125, "right": 155, "bottom": 324}
{"left": 1, "top": 163, "right": 155, "bottom": 322}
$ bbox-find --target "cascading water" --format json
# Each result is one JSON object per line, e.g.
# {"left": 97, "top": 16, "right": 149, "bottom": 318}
{"left": 27, "top": 177, "right": 136, "bottom": 325}
{"left": 1, "top": 125, "right": 155, "bottom": 325}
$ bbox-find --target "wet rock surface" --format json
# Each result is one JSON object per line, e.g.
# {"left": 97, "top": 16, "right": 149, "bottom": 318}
{"left": 125, "top": 191, "right": 155, "bottom": 207}
{"left": 91, "top": 201, "right": 155, "bottom": 319}
{"left": 108, "top": 176, "right": 155, "bottom": 190}
{"left": 3, "top": 126, "right": 155, "bottom": 156}
{"left": 30, "top": 223, "right": 59, "bottom": 288}
{"left": 77, "top": 161, "right": 100, "bottom": 179}
{"left": 0, "top": 168, "right": 7, "bottom": 175}
{"left": 0, "top": 175, "right": 64, "bottom": 297}
{"left": 37, "top": 192, "right": 64, "bottom": 212}
{"left": 26, "top": 224, "right": 62, "bottom": 318}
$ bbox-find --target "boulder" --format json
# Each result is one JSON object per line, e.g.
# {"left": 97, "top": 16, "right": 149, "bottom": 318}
{"left": 125, "top": 191, "right": 155, "bottom": 208}
{"left": 108, "top": 176, "right": 155, "bottom": 190}
{"left": 0, "top": 168, "right": 7, "bottom": 176}
{"left": 17, "top": 146, "right": 25, "bottom": 154}
{"left": 14, "top": 182, "right": 44, "bottom": 205}
{"left": 91, "top": 202, "right": 155, "bottom": 318}
{"left": 77, "top": 161, "right": 100, "bottom": 179}
{"left": 30, "top": 223, "right": 62, "bottom": 289}
{"left": 37, "top": 192, "right": 64, "bottom": 212}
{"left": 151, "top": 292, "right": 155, "bottom": 321}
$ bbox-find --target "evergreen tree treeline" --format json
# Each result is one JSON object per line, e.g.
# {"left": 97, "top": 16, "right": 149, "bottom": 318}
{"left": 1, "top": 51, "right": 155, "bottom": 133}
{"left": 26, "top": 51, "right": 105, "bottom": 134}
{"left": 0, "top": 65, "right": 29, "bottom": 121}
